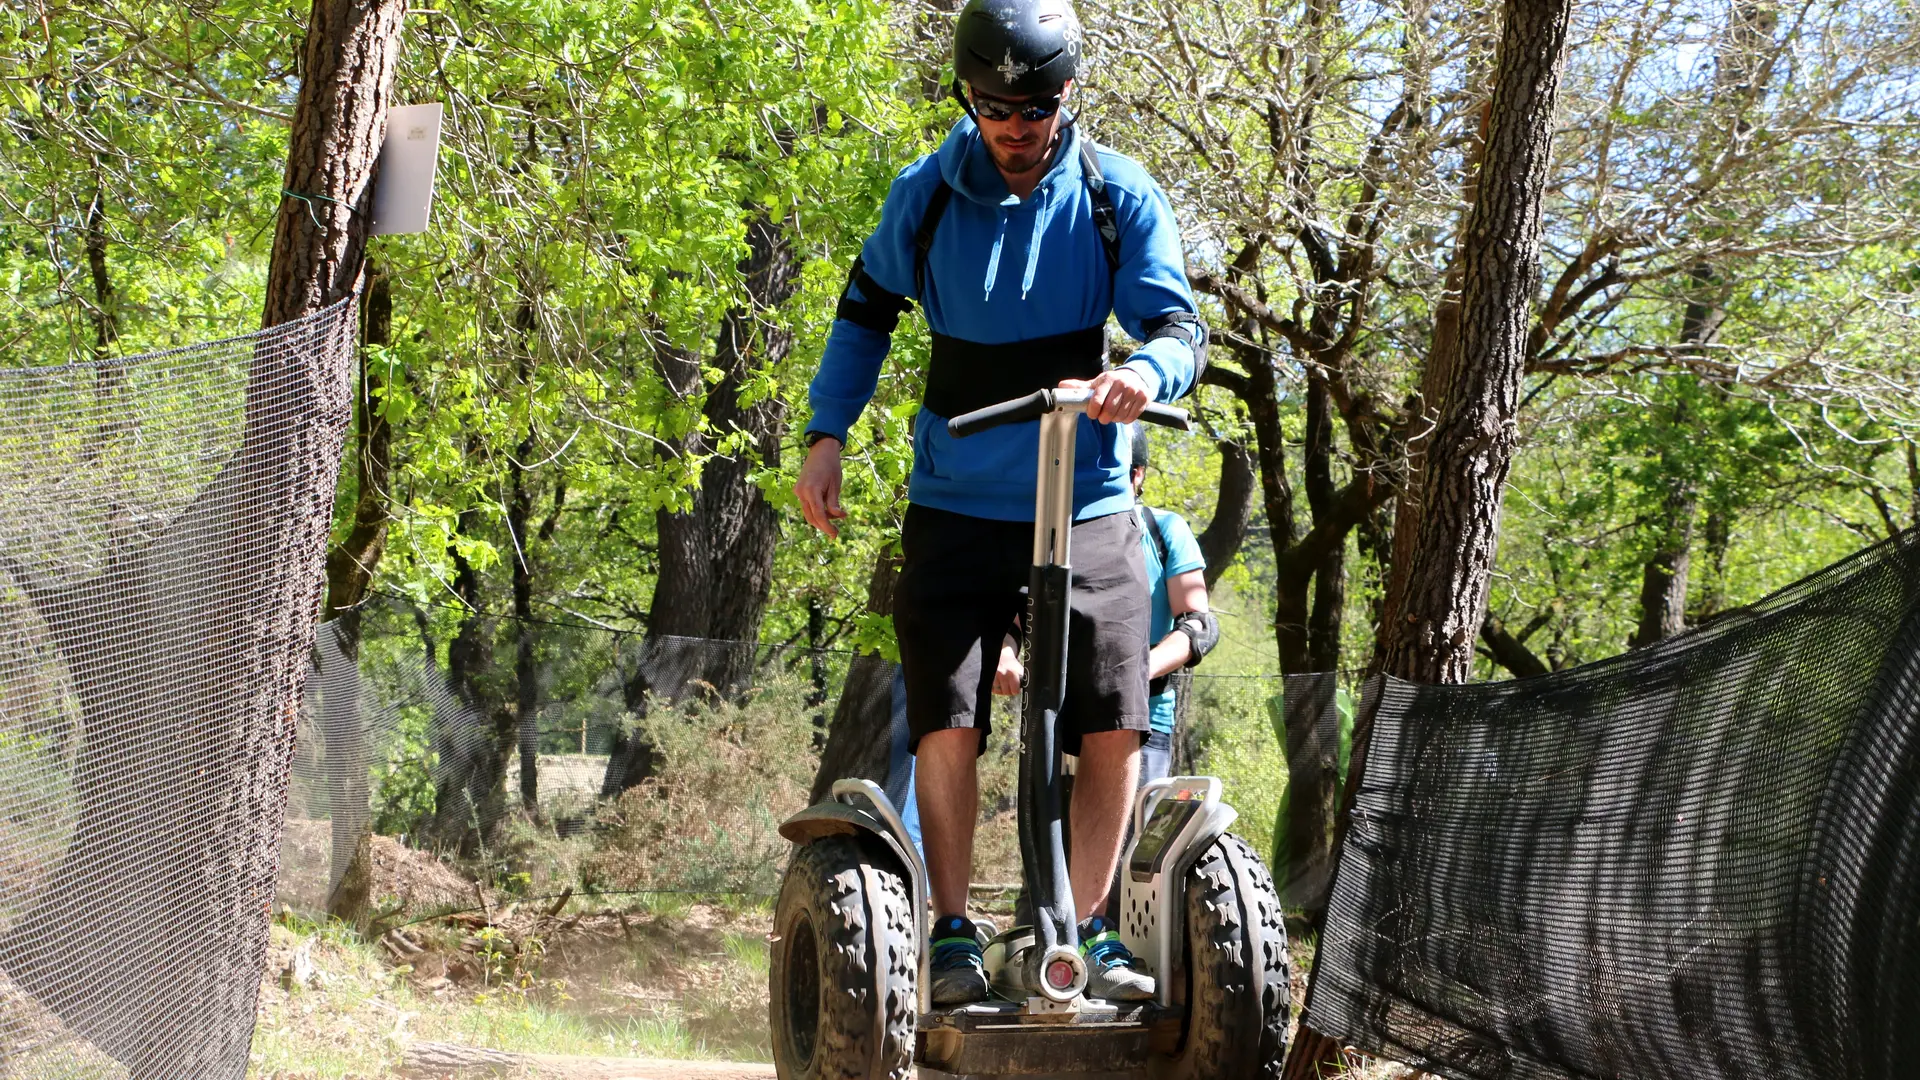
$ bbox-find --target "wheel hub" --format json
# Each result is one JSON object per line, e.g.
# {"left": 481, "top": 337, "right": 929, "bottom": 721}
{"left": 782, "top": 914, "right": 820, "bottom": 1068}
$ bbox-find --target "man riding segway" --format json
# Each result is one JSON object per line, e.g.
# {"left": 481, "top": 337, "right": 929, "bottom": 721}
{"left": 778, "top": 3, "right": 1284, "bottom": 1077}
{"left": 793, "top": 0, "right": 1207, "bottom": 1008}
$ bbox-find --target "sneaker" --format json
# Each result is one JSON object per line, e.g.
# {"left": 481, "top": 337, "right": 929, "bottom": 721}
{"left": 929, "top": 915, "right": 990, "bottom": 1006}
{"left": 1079, "top": 916, "right": 1154, "bottom": 1002}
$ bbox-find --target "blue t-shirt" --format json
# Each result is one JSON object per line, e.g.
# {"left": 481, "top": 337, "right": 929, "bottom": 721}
{"left": 1137, "top": 505, "right": 1205, "bottom": 734}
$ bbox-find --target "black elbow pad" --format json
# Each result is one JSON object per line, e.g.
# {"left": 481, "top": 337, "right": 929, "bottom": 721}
{"left": 1173, "top": 610, "right": 1220, "bottom": 668}
{"left": 1141, "top": 311, "right": 1209, "bottom": 393}
{"left": 835, "top": 257, "right": 912, "bottom": 333}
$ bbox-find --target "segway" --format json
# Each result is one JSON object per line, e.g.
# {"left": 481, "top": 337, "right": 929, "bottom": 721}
{"left": 771, "top": 388, "right": 1289, "bottom": 1080}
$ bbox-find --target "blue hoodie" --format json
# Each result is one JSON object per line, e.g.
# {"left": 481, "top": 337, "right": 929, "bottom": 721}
{"left": 805, "top": 117, "right": 1199, "bottom": 523}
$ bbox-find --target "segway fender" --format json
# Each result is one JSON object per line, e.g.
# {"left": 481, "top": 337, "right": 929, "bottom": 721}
{"left": 779, "top": 799, "right": 893, "bottom": 846}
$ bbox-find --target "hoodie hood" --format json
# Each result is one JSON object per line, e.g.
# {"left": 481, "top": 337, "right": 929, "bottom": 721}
{"left": 937, "top": 115, "right": 1086, "bottom": 302}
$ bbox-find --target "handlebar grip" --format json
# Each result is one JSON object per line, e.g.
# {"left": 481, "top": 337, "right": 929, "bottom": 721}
{"left": 1140, "top": 403, "right": 1191, "bottom": 431}
{"left": 948, "top": 390, "right": 1052, "bottom": 438}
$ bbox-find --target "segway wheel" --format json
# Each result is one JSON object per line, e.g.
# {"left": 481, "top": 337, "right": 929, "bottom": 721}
{"left": 770, "top": 835, "right": 916, "bottom": 1080}
{"left": 1153, "top": 833, "right": 1290, "bottom": 1080}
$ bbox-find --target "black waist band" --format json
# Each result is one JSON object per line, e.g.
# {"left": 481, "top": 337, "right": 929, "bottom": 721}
{"left": 923, "top": 325, "right": 1108, "bottom": 419}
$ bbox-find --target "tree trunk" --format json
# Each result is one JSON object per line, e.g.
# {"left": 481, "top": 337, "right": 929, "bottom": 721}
{"left": 1630, "top": 4, "right": 1775, "bottom": 645}
{"left": 1196, "top": 437, "right": 1256, "bottom": 589}
{"left": 431, "top": 504, "right": 515, "bottom": 852}
{"left": 323, "top": 261, "right": 394, "bottom": 627}
{"left": 1289, "top": 0, "right": 1571, "bottom": 1072}
{"left": 810, "top": 548, "right": 904, "bottom": 804}
{"left": 1374, "top": 0, "right": 1570, "bottom": 685}
{"left": 322, "top": 263, "right": 393, "bottom": 928}
{"left": 603, "top": 212, "right": 799, "bottom": 796}
{"left": 84, "top": 175, "right": 118, "bottom": 363}
{"left": 1907, "top": 441, "right": 1919, "bottom": 530}
{"left": 1634, "top": 481, "right": 1696, "bottom": 646}
{"left": 81, "top": 169, "right": 130, "bottom": 459}
{"left": 1303, "top": 369, "right": 1346, "bottom": 675}
{"left": 510, "top": 288, "right": 540, "bottom": 813}
{"left": 1372, "top": 98, "right": 1488, "bottom": 669}
{"left": 511, "top": 441, "right": 539, "bottom": 811}
{"left": 262, "top": 0, "right": 403, "bottom": 329}
{"left": 0, "top": 0, "right": 400, "bottom": 1071}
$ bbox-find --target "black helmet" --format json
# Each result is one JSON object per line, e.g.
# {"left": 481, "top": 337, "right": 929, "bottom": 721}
{"left": 1129, "top": 422, "right": 1150, "bottom": 473}
{"left": 953, "top": 0, "right": 1084, "bottom": 99}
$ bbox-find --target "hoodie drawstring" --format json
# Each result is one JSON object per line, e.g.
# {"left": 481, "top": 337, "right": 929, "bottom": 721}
{"left": 1021, "top": 196, "right": 1052, "bottom": 301}
{"left": 983, "top": 204, "right": 1010, "bottom": 303}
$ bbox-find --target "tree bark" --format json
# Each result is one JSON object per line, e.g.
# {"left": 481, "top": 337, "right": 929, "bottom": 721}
{"left": 82, "top": 168, "right": 130, "bottom": 458}
{"left": 262, "top": 0, "right": 404, "bottom": 329}
{"left": 1289, "top": 0, "right": 1571, "bottom": 1072}
{"left": 1373, "top": 100, "right": 1488, "bottom": 669}
{"left": 1303, "top": 369, "right": 1346, "bottom": 675}
{"left": 602, "top": 211, "right": 798, "bottom": 795}
{"left": 1629, "top": 2, "right": 1776, "bottom": 643}
{"left": 1907, "top": 441, "right": 1919, "bottom": 531}
{"left": 0, "top": 0, "right": 401, "bottom": 1071}
{"left": 1634, "top": 480, "right": 1696, "bottom": 646}
{"left": 810, "top": 548, "right": 904, "bottom": 804}
{"left": 1374, "top": 0, "right": 1571, "bottom": 685}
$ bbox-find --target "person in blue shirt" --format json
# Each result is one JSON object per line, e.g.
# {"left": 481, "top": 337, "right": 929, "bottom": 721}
{"left": 791, "top": 0, "right": 1206, "bottom": 1006}
{"left": 1125, "top": 423, "right": 1210, "bottom": 785}
{"left": 995, "top": 424, "right": 1211, "bottom": 780}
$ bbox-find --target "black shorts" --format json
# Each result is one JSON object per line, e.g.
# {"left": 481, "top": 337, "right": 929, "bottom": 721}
{"left": 894, "top": 504, "right": 1151, "bottom": 756}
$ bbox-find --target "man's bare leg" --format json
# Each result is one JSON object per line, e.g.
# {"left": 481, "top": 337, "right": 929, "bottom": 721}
{"left": 916, "top": 727, "right": 982, "bottom": 917}
{"left": 1069, "top": 729, "right": 1141, "bottom": 920}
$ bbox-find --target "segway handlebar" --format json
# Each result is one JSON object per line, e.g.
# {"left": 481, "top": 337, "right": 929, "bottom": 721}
{"left": 947, "top": 388, "right": 1191, "bottom": 439}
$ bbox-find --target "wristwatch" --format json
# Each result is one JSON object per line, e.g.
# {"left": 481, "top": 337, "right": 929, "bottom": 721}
{"left": 804, "top": 430, "right": 841, "bottom": 450}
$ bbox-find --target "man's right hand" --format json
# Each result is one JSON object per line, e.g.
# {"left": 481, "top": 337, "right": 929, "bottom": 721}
{"left": 992, "top": 637, "right": 1024, "bottom": 696}
{"left": 794, "top": 436, "right": 848, "bottom": 539}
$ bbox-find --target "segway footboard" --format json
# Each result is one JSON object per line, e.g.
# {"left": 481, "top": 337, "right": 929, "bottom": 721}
{"left": 916, "top": 999, "right": 1184, "bottom": 1077}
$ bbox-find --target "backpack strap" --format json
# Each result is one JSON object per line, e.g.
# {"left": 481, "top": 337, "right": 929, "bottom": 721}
{"left": 1141, "top": 505, "right": 1171, "bottom": 571}
{"left": 1078, "top": 137, "right": 1122, "bottom": 275}
{"left": 913, "top": 180, "right": 955, "bottom": 302}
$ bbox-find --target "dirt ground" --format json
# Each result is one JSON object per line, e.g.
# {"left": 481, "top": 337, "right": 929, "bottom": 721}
{"left": 257, "top": 832, "right": 1416, "bottom": 1079}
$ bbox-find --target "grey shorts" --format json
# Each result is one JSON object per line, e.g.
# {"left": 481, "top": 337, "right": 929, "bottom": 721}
{"left": 893, "top": 504, "right": 1151, "bottom": 756}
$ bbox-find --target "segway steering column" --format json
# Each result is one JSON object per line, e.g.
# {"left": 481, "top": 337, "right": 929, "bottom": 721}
{"left": 949, "top": 388, "right": 1189, "bottom": 1002}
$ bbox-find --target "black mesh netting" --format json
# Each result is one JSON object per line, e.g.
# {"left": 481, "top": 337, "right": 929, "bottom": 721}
{"left": 0, "top": 300, "right": 357, "bottom": 1078}
{"left": 1307, "top": 529, "right": 1920, "bottom": 1080}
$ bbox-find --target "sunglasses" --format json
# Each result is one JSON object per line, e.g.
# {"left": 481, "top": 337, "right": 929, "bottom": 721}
{"left": 953, "top": 79, "right": 1064, "bottom": 123}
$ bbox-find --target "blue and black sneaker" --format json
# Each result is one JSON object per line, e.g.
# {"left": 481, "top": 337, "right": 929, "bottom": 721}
{"left": 929, "top": 915, "right": 989, "bottom": 1006}
{"left": 1079, "top": 915, "right": 1154, "bottom": 1001}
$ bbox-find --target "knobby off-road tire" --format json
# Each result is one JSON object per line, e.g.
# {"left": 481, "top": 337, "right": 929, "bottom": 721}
{"left": 770, "top": 835, "right": 916, "bottom": 1080}
{"left": 1153, "top": 832, "right": 1291, "bottom": 1080}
